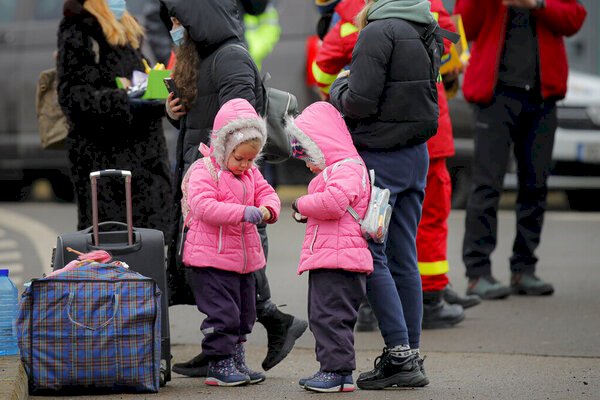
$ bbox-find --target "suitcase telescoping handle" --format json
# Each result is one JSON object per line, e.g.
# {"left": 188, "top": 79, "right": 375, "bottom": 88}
{"left": 89, "top": 170, "right": 133, "bottom": 246}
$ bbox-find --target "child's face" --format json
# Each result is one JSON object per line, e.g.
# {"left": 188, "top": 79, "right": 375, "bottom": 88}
{"left": 227, "top": 142, "right": 259, "bottom": 176}
{"left": 305, "top": 161, "right": 322, "bottom": 174}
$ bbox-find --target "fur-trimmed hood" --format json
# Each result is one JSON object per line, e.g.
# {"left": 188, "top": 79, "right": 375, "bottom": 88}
{"left": 200, "top": 98, "right": 267, "bottom": 169}
{"left": 286, "top": 101, "right": 359, "bottom": 170}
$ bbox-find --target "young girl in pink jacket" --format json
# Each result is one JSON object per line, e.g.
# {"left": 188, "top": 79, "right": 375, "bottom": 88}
{"left": 286, "top": 101, "right": 373, "bottom": 392}
{"left": 181, "top": 98, "right": 281, "bottom": 387}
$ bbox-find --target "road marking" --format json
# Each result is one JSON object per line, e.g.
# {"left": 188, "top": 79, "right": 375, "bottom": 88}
{"left": 0, "top": 239, "right": 18, "bottom": 250}
{"left": 0, "top": 251, "right": 21, "bottom": 262}
{"left": 0, "top": 228, "right": 5, "bottom": 238}
{"left": 0, "top": 209, "right": 57, "bottom": 276}
{"left": 546, "top": 212, "right": 600, "bottom": 222}
{"left": 6, "top": 263, "right": 23, "bottom": 274}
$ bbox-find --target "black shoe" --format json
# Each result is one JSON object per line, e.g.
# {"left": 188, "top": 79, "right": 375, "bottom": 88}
{"left": 356, "top": 300, "right": 378, "bottom": 332}
{"left": 257, "top": 309, "right": 308, "bottom": 371}
{"left": 172, "top": 352, "right": 209, "bottom": 377}
{"left": 443, "top": 284, "right": 482, "bottom": 309}
{"left": 357, "top": 349, "right": 428, "bottom": 390}
{"left": 511, "top": 273, "right": 554, "bottom": 296}
{"left": 467, "top": 275, "right": 511, "bottom": 300}
{"left": 422, "top": 290, "right": 465, "bottom": 329}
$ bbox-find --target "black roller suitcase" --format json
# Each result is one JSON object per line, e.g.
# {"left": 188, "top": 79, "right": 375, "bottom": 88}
{"left": 51, "top": 169, "right": 171, "bottom": 387}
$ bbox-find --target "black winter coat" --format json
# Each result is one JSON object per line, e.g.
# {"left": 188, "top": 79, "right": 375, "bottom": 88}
{"left": 161, "top": 0, "right": 265, "bottom": 305}
{"left": 57, "top": 0, "right": 172, "bottom": 240}
{"left": 330, "top": 18, "right": 440, "bottom": 150}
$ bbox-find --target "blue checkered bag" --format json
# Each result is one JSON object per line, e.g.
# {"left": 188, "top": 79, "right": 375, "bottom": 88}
{"left": 17, "top": 262, "right": 161, "bottom": 394}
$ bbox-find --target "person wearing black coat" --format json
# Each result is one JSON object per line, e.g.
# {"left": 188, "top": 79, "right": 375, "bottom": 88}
{"left": 57, "top": 0, "right": 172, "bottom": 240}
{"left": 330, "top": 0, "right": 442, "bottom": 390}
{"left": 159, "top": 0, "right": 307, "bottom": 377}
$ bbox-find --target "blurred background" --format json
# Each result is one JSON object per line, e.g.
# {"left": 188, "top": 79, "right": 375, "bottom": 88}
{"left": 1, "top": 0, "right": 599, "bottom": 210}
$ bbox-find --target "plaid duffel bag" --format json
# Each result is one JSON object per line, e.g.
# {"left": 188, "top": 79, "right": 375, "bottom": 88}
{"left": 17, "top": 261, "right": 161, "bottom": 394}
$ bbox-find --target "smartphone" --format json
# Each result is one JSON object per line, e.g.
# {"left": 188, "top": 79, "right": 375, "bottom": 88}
{"left": 163, "top": 77, "right": 180, "bottom": 99}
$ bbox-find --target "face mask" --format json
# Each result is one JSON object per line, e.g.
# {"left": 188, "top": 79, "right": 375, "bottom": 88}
{"left": 107, "top": 0, "right": 126, "bottom": 20}
{"left": 170, "top": 26, "right": 185, "bottom": 47}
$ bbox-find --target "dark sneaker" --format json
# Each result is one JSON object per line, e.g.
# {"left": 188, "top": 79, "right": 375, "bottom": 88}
{"left": 205, "top": 357, "right": 250, "bottom": 387}
{"left": 258, "top": 309, "right": 308, "bottom": 370}
{"left": 304, "top": 371, "right": 355, "bottom": 393}
{"left": 233, "top": 343, "right": 266, "bottom": 384}
{"left": 357, "top": 349, "right": 428, "bottom": 390}
{"left": 467, "top": 276, "right": 511, "bottom": 300}
{"left": 422, "top": 290, "right": 465, "bottom": 329}
{"left": 415, "top": 355, "right": 428, "bottom": 382}
{"left": 356, "top": 300, "right": 378, "bottom": 332}
{"left": 443, "top": 284, "right": 482, "bottom": 309}
{"left": 172, "top": 352, "right": 208, "bottom": 377}
{"left": 299, "top": 371, "right": 320, "bottom": 387}
{"left": 511, "top": 273, "right": 554, "bottom": 296}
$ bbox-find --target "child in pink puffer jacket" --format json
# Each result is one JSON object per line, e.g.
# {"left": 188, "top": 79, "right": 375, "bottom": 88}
{"left": 286, "top": 101, "right": 373, "bottom": 393}
{"left": 181, "top": 98, "right": 280, "bottom": 387}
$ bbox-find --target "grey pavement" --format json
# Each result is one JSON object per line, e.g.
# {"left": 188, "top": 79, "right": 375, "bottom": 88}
{"left": 0, "top": 201, "right": 598, "bottom": 399}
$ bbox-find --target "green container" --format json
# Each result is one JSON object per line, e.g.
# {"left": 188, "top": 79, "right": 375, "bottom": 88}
{"left": 142, "top": 69, "right": 171, "bottom": 100}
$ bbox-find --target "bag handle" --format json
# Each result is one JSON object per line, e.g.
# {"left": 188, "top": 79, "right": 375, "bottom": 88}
{"left": 66, "top": 283, "right": 120, "bottom": 331}
{"left": 90, "top": 170, "right": 133, "bottom": 246}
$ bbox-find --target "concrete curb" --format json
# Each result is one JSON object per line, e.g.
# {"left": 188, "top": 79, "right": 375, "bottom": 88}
{"left": 0, "top": 356, "right": 28, "bottom": 400}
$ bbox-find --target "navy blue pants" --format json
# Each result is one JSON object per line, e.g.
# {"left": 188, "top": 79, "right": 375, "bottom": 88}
{"left": 308, "top": 269, "right": 366, "bottom": 373}
{"left": 360, "top": 145, "right": 428, "bottom": 350}
{"left": 187, "top": 267, "right": 256, "bottom": 357}
{"left": 463, "top": 86, "right": 557, "bottom": 277}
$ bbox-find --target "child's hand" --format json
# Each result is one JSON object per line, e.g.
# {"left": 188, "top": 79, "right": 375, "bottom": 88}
{"left": 243, "top": 206, "right": 263, "bottom": 225}
{"left": 292, "top": 211, "right": 308, "bottom": 224}
{"left": 259, "top": 206, "right": 271, "bottom": 222}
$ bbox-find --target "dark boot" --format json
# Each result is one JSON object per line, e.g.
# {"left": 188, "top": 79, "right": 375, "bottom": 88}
{"left": 443, "top": 283, "right": 481, "bottom": 309}
{"left": 356, "top": 299, "right": 378, "bottom": 332}
{"left": 356, "top": 348, "right": 428, "bottom": 390}
{"left": 422, "top": 290, "right": 465, "bottom": 329}
{"left": 172, "top": 352, "right": 209, "bottom": 377}
{"left": 257, "top": 309, "right": 308, "bottom": 370}
{"left": 510, "top": 273, "right": 554, "bottom": 296}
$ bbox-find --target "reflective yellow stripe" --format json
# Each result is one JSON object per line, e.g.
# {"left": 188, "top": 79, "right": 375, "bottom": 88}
{"left": 312, "top": 61, "right": 338, "bottom": 86}
{"left": 418, "top": 260, "right": 449, "bottom": 276}
{"left": 431, "top": 12, "right": 439, "bottom": 22}
{"left": 340, "top": 22, "right": 359, "bottom": 38}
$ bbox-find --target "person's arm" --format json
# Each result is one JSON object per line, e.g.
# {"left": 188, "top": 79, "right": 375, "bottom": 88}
{"left": 213, "top": 46, "right": 259, "bottom": 108}
{"left": 532, "top": 0, "right": 587, "bottom": 37}
{"left": 187, "top": 165, "right": 247, "bottom": 226}
{"left": 295, "top": 165, "right": 362, "bottom": 220}
{"left": 454, "top": 0, "right": 484, "bottom": 41}
{"left": 252, "top": 167, "right": 281, "bottom": 223}
{"left": 329, "top": 23, "right": 392, "bottom": 120}
{"left": 245, "top": 5, "right": 281, "bottom": 70}
{"left": 56, "top": 21, "right": 132, "bottom": 128}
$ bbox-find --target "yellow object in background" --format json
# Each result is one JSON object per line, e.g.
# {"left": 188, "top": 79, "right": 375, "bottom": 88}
{"left": 142, "top": 59, "right": 152, "bottom": 74}
{"left": 440, "top": 14, "right": 470, "bottom": 76}
{"left": 154, "top": 63, "right": 165, "bottom": 71}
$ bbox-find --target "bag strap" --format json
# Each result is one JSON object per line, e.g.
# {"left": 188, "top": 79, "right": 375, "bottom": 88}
{"left": 203, "top": 157, "right": 219, "bottom": 183}
{"left": 321, "top": 158, "right": 370, "bottom": 224}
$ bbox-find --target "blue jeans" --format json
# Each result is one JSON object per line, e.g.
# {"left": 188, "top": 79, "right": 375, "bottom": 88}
{"left": 360, "top": 144, "right": 428, "bottom": 350}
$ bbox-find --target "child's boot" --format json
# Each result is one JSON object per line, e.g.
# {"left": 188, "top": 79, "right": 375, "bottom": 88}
{"left": 205, "top": 356, "right": 250, "bottom": 387}
{"left": 234, "top": 343, "right": 266, "bottom": 384}
{"left": 303, "top": 370, "right": 355, "bottom": 393}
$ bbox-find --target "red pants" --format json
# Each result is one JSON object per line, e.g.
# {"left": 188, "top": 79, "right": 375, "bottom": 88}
{"left": 417, "top": 157, "right": 451, "bottom": 292}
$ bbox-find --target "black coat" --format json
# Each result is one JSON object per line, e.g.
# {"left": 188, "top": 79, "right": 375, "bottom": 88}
{"left": 330, "top": 18, "right": 440, "bottom": 150}
{"left": 57, "top": 0, "right": 172, "bottom": 240}
{"left": 161, "top": 0, "right": 265, "bottom": 304}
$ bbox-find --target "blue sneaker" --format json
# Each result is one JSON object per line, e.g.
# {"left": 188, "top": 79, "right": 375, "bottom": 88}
{"left": 234, "top": 343, "right": 266, "bottom": 384}
{"left": 304, "top": 371, "right": 355, "bottom": 393}
{"left": 298, "top": 371, "right": 320, "bottom": 387}
{"left": 205, "top": 357, "right": 250, "bottom": 387}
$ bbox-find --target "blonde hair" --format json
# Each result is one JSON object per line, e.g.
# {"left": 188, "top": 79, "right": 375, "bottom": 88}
{"left": 83, "top": 0, "right": 144, "bottom": 49}
{"left": 356, "top": 0, "right": 376, "bottom": 30}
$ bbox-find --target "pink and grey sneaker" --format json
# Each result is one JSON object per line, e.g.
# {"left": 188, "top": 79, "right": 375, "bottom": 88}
{"left": 205, "top": 356, "right": 250, "bottom": 387}
{"left": 303, "top": 371, "right": 355, "bottom": 393}
{"left": 233, "top": 343, "right": 266, "bottom": 384}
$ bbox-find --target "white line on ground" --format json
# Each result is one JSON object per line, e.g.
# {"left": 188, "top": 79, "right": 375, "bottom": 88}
{"left": 0, "top": 251, "right": 21, "bottom": 263}
{"left": 0, "top": 228, "right": 5, "bottom": 238}
{"left": 6, "top": 264, "right": 23, "bottom": 274}
{"left": 0, "top": 239, "right": 18, "bottom": 250}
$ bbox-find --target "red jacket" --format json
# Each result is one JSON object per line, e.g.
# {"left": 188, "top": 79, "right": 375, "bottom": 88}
{"left": 455, "top": 0, "right": 586, "bottom": 104}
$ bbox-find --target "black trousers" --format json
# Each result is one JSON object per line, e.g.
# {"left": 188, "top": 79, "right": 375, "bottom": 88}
{"left": 462, "top": 85, "right": 557, "bottom": 278}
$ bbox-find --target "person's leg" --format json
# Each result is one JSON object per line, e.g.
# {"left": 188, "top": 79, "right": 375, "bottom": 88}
{"left": 418, "top": 158, "right": 467, "bottom": 329}
{"left": 462, "top": 91, "right": 516, "bottom": 298}
{"left": 510, "top": 97, "right": 556, "bottom": 295}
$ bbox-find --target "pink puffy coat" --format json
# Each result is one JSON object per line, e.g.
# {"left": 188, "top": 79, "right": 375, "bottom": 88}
{"left": 287, "top": 102, "right": 373, "bottom": 275}
{"left": 182, "top": 99, "right": 281, "bottom": 274}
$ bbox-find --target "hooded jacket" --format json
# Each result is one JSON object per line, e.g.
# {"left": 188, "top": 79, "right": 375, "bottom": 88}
{"left": 287, "top": 102, "right": 373, "bottom": 275}
{"left": 330, "top": 0, "right": 441, "bottom": 150}
{"left": 182, "top": 99, "right": 280, "bottom": 274}
{"left": 57, "top": 0, "right": 172, "bottom": 238}
{"left": 455, "top": 0, "right": 586, "bottom": 104}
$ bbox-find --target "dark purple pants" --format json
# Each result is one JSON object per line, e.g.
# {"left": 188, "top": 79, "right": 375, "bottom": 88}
{"left": 308, "top": 269, "right": 366, "bottom": 373}
{"left": 187, "top": 267, "right": 256, "bottom": 357}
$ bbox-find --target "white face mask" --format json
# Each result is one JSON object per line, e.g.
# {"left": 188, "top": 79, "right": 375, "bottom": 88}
{"left": 170, "top": 26, "right": 185, "bottom": 47}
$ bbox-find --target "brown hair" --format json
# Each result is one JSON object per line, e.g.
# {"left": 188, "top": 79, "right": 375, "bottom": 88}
{"left": 355, "top": 0, "right": 376, "bottom": 30}
{"left": 83, "top": 0, "right": 144, "bottom": 48}
{"left": 172, "top": 32, "right": 199, "bottom": 110}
